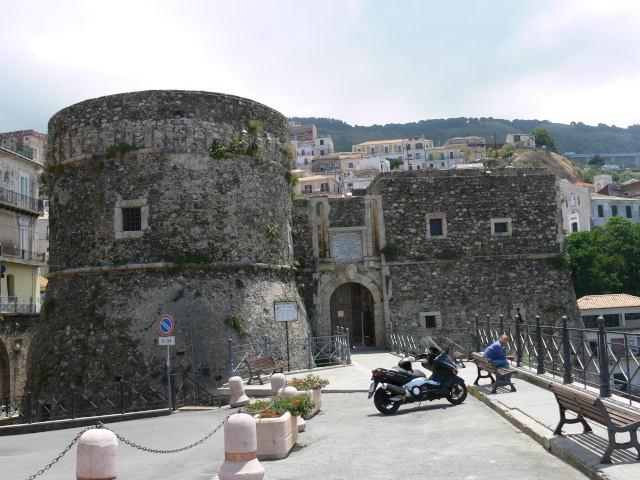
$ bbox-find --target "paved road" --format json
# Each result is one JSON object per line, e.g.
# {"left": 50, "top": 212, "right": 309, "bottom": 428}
{"left": 2, "top": 391, "right": 586, "bottom": 480}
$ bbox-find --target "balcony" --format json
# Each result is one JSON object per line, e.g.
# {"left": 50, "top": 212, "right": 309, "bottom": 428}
{"left": 0, "top": 246, "right": 46, "bottom": 263}
{"left": 0, "top": 297, "right": 40, "bottom": 314}
{"left": 0, "top": 187, "right": 40, "bottom": 215}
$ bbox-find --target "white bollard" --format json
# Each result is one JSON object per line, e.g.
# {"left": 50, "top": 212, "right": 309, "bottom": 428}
{"left": 218, "top": 413, "right": 265, "bottom": 480}
{"left": 282, "top": 386, "right": 306, "bottom": 432}
{"left": 270, "top": 373, "right": 286, "bottom": 398}
{"left": 76, "top": 428, "right": 118, "bottom": 480}
{"left": 229, "top": 376, "right": 250, "bottom": 408}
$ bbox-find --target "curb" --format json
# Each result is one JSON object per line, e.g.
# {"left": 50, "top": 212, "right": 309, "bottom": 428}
{"left": 0, "top": 408, "right": 171, "bottom": 436}
{"left": 468, "top": 385, "right": 604, "bottom": 480}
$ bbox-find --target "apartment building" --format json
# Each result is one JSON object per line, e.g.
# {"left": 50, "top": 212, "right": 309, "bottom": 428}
{"left": 0, "top": 130, "right": 47, "bottom": 164}
{"left": 289, "top": 122, "right": 334, "bottom": 171}
{"left": 0, "top": 147, "right": 45, "bottom": 314}
{"left": 444, "top": 136, "right": 487, "bottom": 163}
{"left": 505, "top": 133, "right": 536, "bottom": 149}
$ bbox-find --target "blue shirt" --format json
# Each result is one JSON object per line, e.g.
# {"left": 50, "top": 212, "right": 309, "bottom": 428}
{"left": 483, "top": 340, "right": 507, "bottom": 361}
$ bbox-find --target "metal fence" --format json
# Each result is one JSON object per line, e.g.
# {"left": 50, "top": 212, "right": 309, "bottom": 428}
{"left": 470, "top": 314, "right": 640, "bottom": 405}
{"left": 0, "top": 186, "right": 40, "bottom": 213}
{"left": 228, "top": 329, "right": 351, "bottom": 378}
{"left": 1, "top": 374, "right": 217, "bottom": 425}
{"left": 0, "top": 296, "right": 40, "bottom": 314}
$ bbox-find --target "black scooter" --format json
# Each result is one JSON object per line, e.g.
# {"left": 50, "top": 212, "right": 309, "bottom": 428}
{"left": 368, "top": 346, "right": 467, "bottom": 414}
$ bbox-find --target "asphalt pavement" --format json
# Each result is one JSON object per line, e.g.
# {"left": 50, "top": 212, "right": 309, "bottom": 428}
{"left": 1, "top": 389, "right": 587, "bottom": 480}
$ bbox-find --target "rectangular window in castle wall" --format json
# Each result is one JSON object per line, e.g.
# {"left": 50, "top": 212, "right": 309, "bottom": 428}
{"left": 626, "top": 205, "right": 632, "bottom": 218}
{"left": 424, "top": 315, "right": 436, "bottom": 328}
{"left": 430, "top": 219, "right": 442, "bottom": 236}
{"left": 597, "top": 205, "right": 604, "bottom": 217}
{"left": 612, "top": 205, "right": 618, "bottom": 216}
{"left": 494, "top": 222, "right": 508, "bottom": 233}
{"left": 122, "top": 207, "right": 142, "bottom": 231}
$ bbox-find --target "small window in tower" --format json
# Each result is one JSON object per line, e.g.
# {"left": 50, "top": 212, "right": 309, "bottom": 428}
{"left": 122, "top": 207, "right": 142, "bottom": 231}
{"left": 494, "top": 222, "right": 508, "bottom": 233}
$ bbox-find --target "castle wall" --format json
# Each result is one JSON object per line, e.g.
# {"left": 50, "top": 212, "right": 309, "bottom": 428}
{"left": 368, "top": 168, "right": 564, "bottom": 259}
{"left": 295, "top": 169, "right": 580, "bottom": 351}
{"left": 28, "top": 91, "right": 308, "bottom": 394}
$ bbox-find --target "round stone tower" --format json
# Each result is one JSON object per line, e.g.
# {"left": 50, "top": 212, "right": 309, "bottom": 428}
{"left": 28, "top": 90, "right": 308, "bottom": 393}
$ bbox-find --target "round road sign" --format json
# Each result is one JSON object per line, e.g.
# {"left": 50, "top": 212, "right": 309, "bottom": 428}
{"left": 158, "top": 315, "right": 175, "bottom": 336}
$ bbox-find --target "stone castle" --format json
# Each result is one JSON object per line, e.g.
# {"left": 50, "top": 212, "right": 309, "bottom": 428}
{"left": 24, "top": 90, "right": 579, "bottom": 396}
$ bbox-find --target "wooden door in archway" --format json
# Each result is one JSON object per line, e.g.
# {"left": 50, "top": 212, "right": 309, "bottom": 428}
{"left": 330, "top": 282, "right": 374, "bottom": 345}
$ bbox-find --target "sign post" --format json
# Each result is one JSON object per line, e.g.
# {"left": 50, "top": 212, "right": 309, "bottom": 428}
{"left": 274, "top": 301, "right": 298, "bottom": 372}
{"left": 157, "top": 315, "right": 175, "bottom": 411}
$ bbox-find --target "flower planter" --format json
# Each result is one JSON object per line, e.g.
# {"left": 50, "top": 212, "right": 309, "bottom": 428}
{"left": 299, "top": 389, "right": 322, "bottom": 419}
{"left": 254, "top": 411, "right": 298, "bottom": 460}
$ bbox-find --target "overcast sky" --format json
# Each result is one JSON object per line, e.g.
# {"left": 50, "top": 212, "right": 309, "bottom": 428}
{"left": 1, "top": 0, "right": 639, "bottom": 133}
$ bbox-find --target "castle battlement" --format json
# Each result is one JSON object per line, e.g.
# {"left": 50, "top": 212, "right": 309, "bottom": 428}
{"left": 46, "top": 90, "right": 292, "bottom": 166}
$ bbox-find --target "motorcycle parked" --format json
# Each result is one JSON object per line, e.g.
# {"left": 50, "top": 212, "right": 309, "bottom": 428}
{"left": 368, "top": 346, "right": 467, "bottom": 414}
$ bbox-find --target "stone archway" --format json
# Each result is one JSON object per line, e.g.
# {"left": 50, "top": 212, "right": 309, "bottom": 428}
{"left": 318, "top": 270, "right": 385, "bottom": 348}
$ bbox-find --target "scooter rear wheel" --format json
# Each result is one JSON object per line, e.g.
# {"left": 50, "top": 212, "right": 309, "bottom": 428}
{"left": 446, "top": 382, "right": 467, "bottom": 405}
{"left": 373, "top": 387, "right": 401, "bottom": 414}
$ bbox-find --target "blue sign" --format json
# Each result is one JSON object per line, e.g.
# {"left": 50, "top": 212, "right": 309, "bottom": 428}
{"left": 158, "top": 315, "right": 174, "bottom": 336}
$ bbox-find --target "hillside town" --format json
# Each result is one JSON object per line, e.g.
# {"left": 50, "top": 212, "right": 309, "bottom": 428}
{"left": 2, "top": 2, "right": 640, "bottom": 480}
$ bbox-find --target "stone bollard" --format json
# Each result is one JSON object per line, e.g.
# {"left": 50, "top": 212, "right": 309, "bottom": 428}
{"left": 218, "top": 413, "right": 265, "bottom": 480}
{"left": 76, "top": 427, "right": 118, "bottom": 480}
{"left": 282, "top": 386, "right": 305, "bottom": 433}
{"left": 229, "top": 376, "right": 250, "bottom": 408}
{"left": 271, "top": 373, "right": 286, "bottom": 398}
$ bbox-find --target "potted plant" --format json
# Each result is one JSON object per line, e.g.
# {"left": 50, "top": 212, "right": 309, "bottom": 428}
{"left": 244, "top": 395, "right": 315, "bottom": 460}
{"left": 286, "top": 374, "right": 329, "bottom": 419}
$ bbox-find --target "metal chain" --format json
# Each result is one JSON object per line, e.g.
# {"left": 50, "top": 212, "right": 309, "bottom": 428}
{"left": 24, "top": 408, "right": 259, "bottom": 478}
{"left": 25, "top": 425, "right": 96, "bottom": 480}
{"left": 105, "top": 414, "right": 233, "bottom": 454}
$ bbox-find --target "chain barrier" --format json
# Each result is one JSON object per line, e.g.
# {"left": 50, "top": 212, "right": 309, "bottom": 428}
{"left": 23, "top": 404, "right": 276, "bottom": 478}
{"left": 25, "top": 425, "right": 97, "bottom": 480}
{"left": 104, "top": 414, "right": 233, "bottom": 454}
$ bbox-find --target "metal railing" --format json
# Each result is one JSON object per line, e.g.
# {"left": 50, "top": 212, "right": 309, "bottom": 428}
{"left": 228, "top": 329, "right": 351, "bottom": 378}
{"left": 0, "top": 187, "right": 39, "bottom": 213}
{"left": 1, "top": 374, "right": 217, "bottom": 425}
{"left": 388, "top": 323, "right": 421, "bottom": 357}
{"left": 470, "top": 314, "right": 640, "bottom": 405}
{"left": 0, "top": 245, "right": 46, "bottom": 262}
{"left": 0, "top": 296, "right": 39, "bottom": 313}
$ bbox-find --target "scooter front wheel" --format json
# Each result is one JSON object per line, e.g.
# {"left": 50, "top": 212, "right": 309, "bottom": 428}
{"left": 373, "top": 387, "right": 401, "bottom": 414}
{"left": 446, "top": 382, "right": 467, "bottom": 405}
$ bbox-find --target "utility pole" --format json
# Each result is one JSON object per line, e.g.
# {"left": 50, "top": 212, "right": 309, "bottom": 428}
{"left": 494, "top": 133, "right": 497, "bottom": 158}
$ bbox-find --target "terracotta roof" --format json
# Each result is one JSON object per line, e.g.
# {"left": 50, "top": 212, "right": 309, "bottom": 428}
{"left": 577, "top": 294, "right": 640, "bottom": 310}
{"left": 575, "top": 182, "right": 594, "bottom": 187}
{"left": 354, "top": 139, "right": 404, "bottom": 146}
{"left": 591, "top": 194, "right": 640, "bottom": 202}
{"left": 39, "top": 275, "right": 48, "bottom": 291}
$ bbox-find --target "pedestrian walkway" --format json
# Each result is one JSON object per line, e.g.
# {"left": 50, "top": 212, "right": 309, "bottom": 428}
{"left": 463, "top": 361, "right": 640, "bottom": 480}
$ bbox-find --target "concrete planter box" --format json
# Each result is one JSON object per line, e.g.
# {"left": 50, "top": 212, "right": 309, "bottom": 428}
{"left": 299, "top": 389, "right": 322, "bottom": 420}
{"left": 254, "top": 411, "right": 298, "bottom": 460}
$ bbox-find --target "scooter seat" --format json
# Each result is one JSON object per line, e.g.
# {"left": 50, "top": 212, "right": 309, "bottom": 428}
{"left": 392, "top": 366, "right": 426, "bottom": 378}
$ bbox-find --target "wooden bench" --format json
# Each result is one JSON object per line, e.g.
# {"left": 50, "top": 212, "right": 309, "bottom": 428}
{"left": 548, "top": 383, "right": 640, "bottom": 464}
{"left": 451, "top": 350, "right": 468, "bottom": 368}
{"left": 245, "top": 356, "right": 286, "bottom": 385}
{"left": 471, "top": 353, "right": 516, "bottom": 393}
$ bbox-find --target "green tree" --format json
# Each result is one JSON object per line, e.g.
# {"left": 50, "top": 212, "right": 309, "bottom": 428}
{"left": 589, "top": 154, "right": 605, "bottom": 167}
{"left": 531, "top": 128, "right": 557, "bottom": 152}
{"left": 565, "top": 216, "right": 640, "bottom": 298}
{"left": 388, "top": 158, "right": 403, "bottom": 170}
{"left": 502, "top": 143, "right": 516, "bottom": 158}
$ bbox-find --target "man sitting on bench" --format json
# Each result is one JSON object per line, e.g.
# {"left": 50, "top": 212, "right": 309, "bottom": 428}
{"left": 483, "top": 335, "right": 515, "bottom": 380}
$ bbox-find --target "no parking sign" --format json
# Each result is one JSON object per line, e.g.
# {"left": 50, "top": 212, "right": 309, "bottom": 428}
{"left": 158, "top": 314, "right": 174, "bottom": 336}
